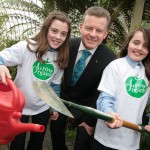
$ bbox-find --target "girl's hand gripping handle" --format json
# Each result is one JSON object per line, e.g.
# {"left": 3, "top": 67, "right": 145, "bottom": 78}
{"left": 0, "top": 65, "right": 11, "bottom": 85}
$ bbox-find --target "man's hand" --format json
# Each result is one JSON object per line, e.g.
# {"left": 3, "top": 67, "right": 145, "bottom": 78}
{"left": 144, "top": 125, "right": 150, "bottom": 132}
{"left": 50, "top": 112, "right": 59, "bottom": 120}
{"left": 105, "top": 112, "right": 123, "bottom": 129}
{"left": 0, "top": 65, "right": 11, "bottom": 85}
{"left": 78, "top": 122, "right": 94, "bottom": 136}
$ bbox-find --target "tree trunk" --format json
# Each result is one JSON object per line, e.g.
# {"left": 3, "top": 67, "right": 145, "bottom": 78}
{"left": 130, "top": 0, "right": 145, "bottom": 32}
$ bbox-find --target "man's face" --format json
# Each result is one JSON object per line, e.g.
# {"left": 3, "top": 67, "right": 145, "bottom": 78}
{"left": 80, "top": 15, "right": 108, "bottom": 50}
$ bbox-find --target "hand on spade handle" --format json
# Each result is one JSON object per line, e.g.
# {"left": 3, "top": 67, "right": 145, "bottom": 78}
{"left": 61, "top": 99, "right": 145, "bottom": 133}
{"left": 32, "top": 81, "right": 146, "bottom": 134}
{"left": 105, "top": 112, "right": 123, "bottom": 129}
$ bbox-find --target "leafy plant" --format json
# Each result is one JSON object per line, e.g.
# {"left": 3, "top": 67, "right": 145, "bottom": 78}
{"left": 0, "top": 0, "right": 150, "bottom": 49}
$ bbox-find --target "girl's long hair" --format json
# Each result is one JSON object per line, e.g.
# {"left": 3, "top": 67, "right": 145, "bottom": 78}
{"left": 26, "top": 11, "right": 71, "bottom": 69}
{"left": 120, "top": 28, "right": 150, "bottom": 81}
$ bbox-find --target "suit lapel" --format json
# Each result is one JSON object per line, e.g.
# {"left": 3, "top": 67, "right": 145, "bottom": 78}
{"left": 65, "top": 39, "right": 107, "bottom": 87}
{"left": 76, "top": 44, "right": 104, "bottom": 84}
{"left": 65, "top": 38, "right": 81, "bottom": 85}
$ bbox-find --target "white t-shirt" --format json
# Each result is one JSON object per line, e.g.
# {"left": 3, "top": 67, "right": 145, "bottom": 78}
{"left": 94, "top": 57, "right": 150, "bottom": 150}
{"left": 0, "top": 40, "right": 63, "bottom": 115}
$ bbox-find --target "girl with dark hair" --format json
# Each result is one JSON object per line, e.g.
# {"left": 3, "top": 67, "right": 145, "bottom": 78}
{"left": 92, "top": 28, "right": 150, "bottom": 150}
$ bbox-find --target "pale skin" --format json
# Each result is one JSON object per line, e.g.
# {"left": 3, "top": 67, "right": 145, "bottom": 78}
{"left": 105, "top": 112, "right": 123, "bottom": 129}
{"left": 78, "top": 14, "right": 109, "bottom": 135}
{"left": 105, "top": 30, "right": 149, "bottom": 129}
{"left": 50, "top": 112, "right": 59, "bottom": 120}
{"left": 0, "top": 19, "right": 69, "bottom": 121}
{"left": 80, "top": 15, "right": 108, "bottom": 50}
{"left": 144, "top": 125, "right": 150, "bottom": 132}
{"left": 127, "top": 30, "right": 149, "bottom": 62}
{"left": 47, "top": 19, "right": 68, "bottom": 50}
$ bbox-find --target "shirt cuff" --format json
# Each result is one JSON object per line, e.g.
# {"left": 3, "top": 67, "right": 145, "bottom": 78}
{"left": 146, "top": 113, "right": 150, "bottom": 125}
{"left": 0, "top": 56, "right": 4, "bottom": 65}
{"left": 97, "top": 92, "right": 116, "bottom": 114}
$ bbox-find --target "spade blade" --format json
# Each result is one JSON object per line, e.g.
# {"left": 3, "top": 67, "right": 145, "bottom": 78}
{"left": 33, "top": 80, "right": 74, "bottom": 118}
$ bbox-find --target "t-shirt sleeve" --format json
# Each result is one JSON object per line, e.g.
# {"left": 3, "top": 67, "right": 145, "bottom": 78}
{"left": 51, "top": 68, "right": 64, "bottom": 85}
{"left": 98, "top": 62, "right": 118, "bottom": 97}
{"left": 0, "top": 41, "right": 26, "bottom": 66}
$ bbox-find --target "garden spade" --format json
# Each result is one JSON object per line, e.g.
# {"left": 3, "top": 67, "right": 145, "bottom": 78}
{"left": 33, "top": 80, "right": 148, "bottom": 133}
{"left": 32, "top": 80, "right": 74, "bottom": 118}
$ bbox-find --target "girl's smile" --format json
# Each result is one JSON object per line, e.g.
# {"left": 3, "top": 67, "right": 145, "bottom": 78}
{"left": 128, "top": 31, "right": 149, "bottom": 62}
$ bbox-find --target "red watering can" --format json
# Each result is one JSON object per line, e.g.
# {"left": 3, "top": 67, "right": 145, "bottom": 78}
{"left": 0, "top": 78, "right": 45, "bottom": 144}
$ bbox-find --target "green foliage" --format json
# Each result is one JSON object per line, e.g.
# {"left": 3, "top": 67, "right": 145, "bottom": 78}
{"left": 140, "top": 131, "right": 150, "bottom": 150}
{"left": 66, "top": 118, "right": 76, "bottom": 139}
{"left": 0, "top": 0, "right": 52, "bottom": 41}
{"left": 0, "top": 38, "right": 19, "bottom": 52}
{"left": 140, "top": 107, "right": 150, "bottom": 150}
{"left": 140, "top": 99, "right": 150, "bottom": 149}
{"left": 0, "top": 0, "right": 150, "bottom": 49}
{"left": 66, "top": 127, "right": 76, "bottom": 139}
{"left": 140, "top": 136, "right": 150, "bottom": 150}
{"left": 0, "top": 38, "right": 18, "bottom": 79}
{"left": 142, "top": 0, "right": 150, "bottom": 24}
{"left": 7, "top": 66, "right": 17, "bottom": 80}
{"left": 54, "top": 0, "right": 97, "bottom": 14}
{"left": 146, "top": 103, "right": 150, "bottom": 114}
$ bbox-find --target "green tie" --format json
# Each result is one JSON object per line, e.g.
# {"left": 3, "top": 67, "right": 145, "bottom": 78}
{"left": 71, "top": 50, "right": 91, "bottom": 86}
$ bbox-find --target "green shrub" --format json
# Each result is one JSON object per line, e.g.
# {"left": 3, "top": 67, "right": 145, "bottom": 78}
{"left": 140, "top": 104, "right": 150, "bottom": 150}
{"left": 0, "top": 39, "right": 19, "bottom": 79}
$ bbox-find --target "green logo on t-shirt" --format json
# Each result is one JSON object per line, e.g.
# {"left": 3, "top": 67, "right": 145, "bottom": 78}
{"left": 32, "top": 59, "right": 54, "bottom": 80}
{"left": 126, "top": 76, "right": 147, "bottom": 98}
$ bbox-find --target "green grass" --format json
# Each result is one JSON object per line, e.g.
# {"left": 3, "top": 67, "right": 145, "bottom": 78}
{"left": 66, "top": 127, "right": 76, "bottom": 139}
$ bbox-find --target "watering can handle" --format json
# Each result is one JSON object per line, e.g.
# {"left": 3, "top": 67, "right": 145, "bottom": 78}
{"left": 6, "top": 78, "right": 20, "bottom": 107}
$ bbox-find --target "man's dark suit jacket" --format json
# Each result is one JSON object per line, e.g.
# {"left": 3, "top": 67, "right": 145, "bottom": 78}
{"left": 60, "top": 38, "right": 117, "bottom": 126}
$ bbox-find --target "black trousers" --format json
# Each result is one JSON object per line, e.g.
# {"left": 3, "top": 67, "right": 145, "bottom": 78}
{"left": 50, "top": 113, "right": 68, "bottom": 150}
{"left": 91, "top": 138, "right": 117, "bottom": 150}
{"left": 50, "top": 112, "right": 93, "bottom": 150}
{"left": 10, "top": 109, "right": 49, "bottom": 150}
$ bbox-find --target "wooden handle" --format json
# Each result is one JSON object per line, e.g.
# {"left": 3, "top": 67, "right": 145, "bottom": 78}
{"left": 123, "top": 120, "right": 142, "bottom": 132}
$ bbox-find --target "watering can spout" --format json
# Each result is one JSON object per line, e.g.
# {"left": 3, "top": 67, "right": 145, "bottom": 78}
{"left": 0, "top": 114, "right": 45, "bottom": 144}
{"left": 11, "top": 111, "right": 45, "bottom": 133}
{"left": 18, "top": 122, "right": 45, "bottom": 133}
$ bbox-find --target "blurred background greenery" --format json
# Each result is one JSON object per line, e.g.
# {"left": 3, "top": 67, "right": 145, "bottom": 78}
{"left": 0, "top": 0, "right": 150, "bottom": 53}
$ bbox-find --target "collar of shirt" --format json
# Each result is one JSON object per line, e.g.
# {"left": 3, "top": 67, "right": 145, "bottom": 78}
{"left": 48, "top": 47, "right": 57, "bottom": 52}
{"left": 125, "top": 55, "right": 142, "bottom": 68}
{"left": 78, "top": 41, "right": 97, "bottom": 55}
{"left": 74, "top": 41, "right": 97, "bottom": 65}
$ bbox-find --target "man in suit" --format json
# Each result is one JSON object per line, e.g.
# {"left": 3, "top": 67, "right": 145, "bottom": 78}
{"left": 50, "top": 6, "right": 117, "bottom": 150}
